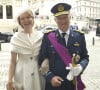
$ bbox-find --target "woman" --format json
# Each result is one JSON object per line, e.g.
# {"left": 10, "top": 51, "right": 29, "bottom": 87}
{"left": 6, "top": 9, "right": 43, "bottom": 90}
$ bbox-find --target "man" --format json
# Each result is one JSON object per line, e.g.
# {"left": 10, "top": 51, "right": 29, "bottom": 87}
{"left": 39, "top": 3, "right": 89, "bottom": 90}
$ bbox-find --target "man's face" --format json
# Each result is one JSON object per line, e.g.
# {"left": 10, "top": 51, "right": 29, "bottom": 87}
{"left": 55, "top": 14, "right": 70, "bottom": 32}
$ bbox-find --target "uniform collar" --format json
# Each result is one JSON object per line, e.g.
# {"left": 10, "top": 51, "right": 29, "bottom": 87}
{"left": 58, "top": 28, "right": 70, "bottom": 36}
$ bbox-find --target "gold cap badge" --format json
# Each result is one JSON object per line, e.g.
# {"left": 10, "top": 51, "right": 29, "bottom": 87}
{"left": 58, "top": 5, "right": 64, "bottom": 11}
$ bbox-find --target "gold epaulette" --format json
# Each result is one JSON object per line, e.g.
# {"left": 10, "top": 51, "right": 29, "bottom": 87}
{"left": 44, "top": 30, "right": 54, "bottom": 34}
{"left": 73, "top": 30, "right": 84, "bottom": 34}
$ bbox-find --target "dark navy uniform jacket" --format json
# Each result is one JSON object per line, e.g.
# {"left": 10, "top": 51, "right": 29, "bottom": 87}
{"left": 39, "top": 28, "right": 89, "bottom": 90}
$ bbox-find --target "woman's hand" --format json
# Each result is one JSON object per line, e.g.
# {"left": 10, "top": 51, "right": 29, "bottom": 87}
{"left": 6, "top": 82, "right": 16, "bottom": 90}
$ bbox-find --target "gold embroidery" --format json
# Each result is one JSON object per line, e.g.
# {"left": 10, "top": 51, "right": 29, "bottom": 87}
{"left": 74, "top": 42, "right": 80, "bottom": 46}
{"left": 58, "top": 5, "right": 64, "bottom": 11}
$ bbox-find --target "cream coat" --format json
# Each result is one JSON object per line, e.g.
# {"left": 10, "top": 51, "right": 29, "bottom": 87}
{"left": 10, "top": 30, "right": 43, "bottom": 90}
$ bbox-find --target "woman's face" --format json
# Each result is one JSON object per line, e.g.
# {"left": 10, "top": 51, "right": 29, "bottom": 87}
{"left": 19, "top": 12, "right": 34, "bottom": 29}
{"left": 55, "top": 14, "right": 70, "bottom": 32}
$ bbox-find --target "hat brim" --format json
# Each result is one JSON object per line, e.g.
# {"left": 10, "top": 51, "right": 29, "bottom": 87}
{"left": 54, "top": 11, "right": 69, "bottom": 16}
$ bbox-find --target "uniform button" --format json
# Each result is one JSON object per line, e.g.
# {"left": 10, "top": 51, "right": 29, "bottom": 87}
{"left": 30, "top": 57, "right": 33, "bottom": 60}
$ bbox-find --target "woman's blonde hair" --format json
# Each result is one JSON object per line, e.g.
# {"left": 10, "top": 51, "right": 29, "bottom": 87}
{"left": 17, "top": 9, "right": 34, "bottom": 27}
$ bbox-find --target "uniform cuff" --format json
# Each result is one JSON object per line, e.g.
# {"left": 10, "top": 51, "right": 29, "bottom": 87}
{"left": 45, "top": 71, "right": 55, "bottom": 83}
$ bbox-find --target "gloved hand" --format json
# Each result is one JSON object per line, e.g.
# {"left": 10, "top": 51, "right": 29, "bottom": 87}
{"left": 72, "top": 64, "right": 83, "bottom": 76}
{"left": 39, "top": 59, "right": 49, "bottom": 75}
{"left": 66, "top": 64, "right": 74, "bottom": 81}
{"left": 66, "top": 70, "right": 74, "bottom": 81}
{"left": 66, "top": 64, "right": 83, "bottom": 81}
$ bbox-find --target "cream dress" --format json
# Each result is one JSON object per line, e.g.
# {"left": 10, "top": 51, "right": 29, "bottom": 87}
{"left": 10, "top": 30, "right": 44, "bottom": 90}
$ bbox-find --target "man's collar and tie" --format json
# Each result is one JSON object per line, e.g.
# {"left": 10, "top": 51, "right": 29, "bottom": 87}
{"left": 58, "top": 29, "right": 70, "bottom": 36}
{"left": 62, "top": 33, "right": 67, "bottom": 46}
{"left": 58, "top": 29, "right": 70, "bottom": 46}
{"left": 62, "top": 33, "right": 66, "bottom": 38}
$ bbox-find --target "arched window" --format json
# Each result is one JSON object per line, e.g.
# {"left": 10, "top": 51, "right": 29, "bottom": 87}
{"left": 6, "top": 5, "right": 13, "bottom": 19}
{"left": 0, "top": 5, "right": 3, "bottom": 19}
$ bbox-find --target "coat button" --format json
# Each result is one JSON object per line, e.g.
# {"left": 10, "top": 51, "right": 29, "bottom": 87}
{"left": 30, "top": 57, "right": 33, "bottom": 60}
{"left": 31, "top": 72, "right": 34, "bottom": 76}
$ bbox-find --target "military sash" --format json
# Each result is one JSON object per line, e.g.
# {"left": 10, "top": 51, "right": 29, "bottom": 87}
{"left": 48, "top": 32, "right": 72, "bottom": 67}
{"left": 47, "top": 32, "right": 85, "bottom": 90}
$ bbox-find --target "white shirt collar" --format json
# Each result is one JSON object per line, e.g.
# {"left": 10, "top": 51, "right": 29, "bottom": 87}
{"left": 58, "top": 28, "right": 70, "bottom": 36}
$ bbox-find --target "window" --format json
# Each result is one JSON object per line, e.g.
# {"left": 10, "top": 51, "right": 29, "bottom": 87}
{"left": 6, "top": 5, "right": 13, "bottom": 19}
{"left": 0, "top": 5, "right": 3, "bottom": 19}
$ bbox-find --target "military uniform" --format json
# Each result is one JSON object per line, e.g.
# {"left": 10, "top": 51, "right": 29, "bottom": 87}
{"left": 39, "top": 3, "right": 89, "bottom": 90}
{"left": 39, "top": 29, "right": 89, "bottom": 90}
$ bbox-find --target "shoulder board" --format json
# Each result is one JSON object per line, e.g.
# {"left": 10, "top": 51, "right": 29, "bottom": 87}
{"left": 44, "top": 30, "right": 54, "bottom": 34}
{"left": 73, "top": 30, "right": 84, "bottom": 34}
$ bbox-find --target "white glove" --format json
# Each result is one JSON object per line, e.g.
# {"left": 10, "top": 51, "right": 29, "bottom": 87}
{"left": 66, "top": 70, "right": 74, "bottom": 81}
{"left": 66, "top": 64, "right": 74, "bottom": 81}
{"left": 72, "top": 64, "right": 83, "bottom": 76}
{"left": 66, "top": 64, "right": 83, "bottom": 80}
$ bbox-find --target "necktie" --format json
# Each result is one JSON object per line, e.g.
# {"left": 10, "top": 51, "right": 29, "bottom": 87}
{"left": 62, "top": 33, "right": 66, "bottom": 46}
